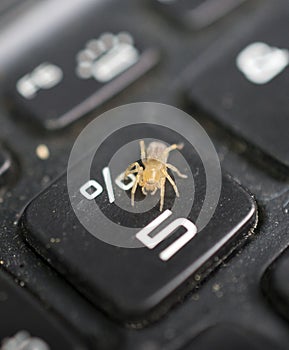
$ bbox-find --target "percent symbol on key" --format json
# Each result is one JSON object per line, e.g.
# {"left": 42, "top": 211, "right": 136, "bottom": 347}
{"left": 79, "top": 167, "right": 136, "bottom": 203}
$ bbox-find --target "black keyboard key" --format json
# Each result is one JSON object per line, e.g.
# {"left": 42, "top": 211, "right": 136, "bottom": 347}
{"left": 0, "top": 269, "right": 84, "bottom": 349}
{"left": 6, "top": 21, "right": 159, "bottom": 129}
{"left": 154, "top": 0, "right": 246, "bottom": 30}
{"left": 262, "top": 248, "right": 289, "bottom": 322}
{"left": 20, "top": 133, "right": 256, "bottom": 322}
{"left": 187, "top": 3, "right": 289, "bottom": 170}
{"left": 181, "top": 326, "right": 283, "bottom": 350}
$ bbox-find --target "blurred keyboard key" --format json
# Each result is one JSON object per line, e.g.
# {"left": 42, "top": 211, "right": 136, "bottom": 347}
{"left": 181, "top": 326, "right": 283, "bottom": 350}
{"left": 0, "top": 269, "right": 83, "bottom": 349}
{"left": 262, "top": 248, "right": 289, "bottom": 322}
{"left": 6, "top": 29, "right": 159, "bottom": 130}
{"left": 154, "top": 0, "right": 246, "bottom": 30}
{"left": 187, "top": 4, "right": 289, "bottom": 171}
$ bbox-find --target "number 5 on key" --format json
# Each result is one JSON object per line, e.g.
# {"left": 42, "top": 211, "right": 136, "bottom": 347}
{"left": 136, "top": 210, "right": 197, "bottom": 261}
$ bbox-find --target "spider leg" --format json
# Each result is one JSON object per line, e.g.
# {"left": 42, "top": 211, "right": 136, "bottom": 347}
{"left": 163, "top": 169, "right": 179, "bottom": 197}
{"left": 142, "top": 187, "right": 148, "bottom": 195}
{"left": 131, "top": 173, "right": 141, "bottom": 206}
{"left": 150, "top": 187, "right": 158, "bottom": 195}
{"left": 139, "top": 140, "right": 146, "bottom": 161}
{"left": 162, "top": 143, "right": 184, "bottom": 159}
{"left": 166, "top": 163, "right": 188, "bottom": 178}
{"left": 159, "top": 177, "right": 166, "bottom": 211}
{"left": 124, "top": 162, "right": 141, "bottom": 178}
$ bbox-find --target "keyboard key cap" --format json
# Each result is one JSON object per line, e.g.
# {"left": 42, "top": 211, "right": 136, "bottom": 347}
{"left": 154, "top": 0, "right": 246, "bottom": 30}
{"left": 0, "top": 269, "right": 84, "bottom": 349}
{"left": 6, "top": 24, "right": 159, "bottom": 130}
{"left": 187, "top": 3, "right": 289, "bottom": 170}
{"left": 262, "top": 248, "right": 289, "bottom": 322}
{"left": 181, "top": 325, "right": 283, "bottom": 350}
{"left": 20, "top": 121, "right": 256, "bottom": 321}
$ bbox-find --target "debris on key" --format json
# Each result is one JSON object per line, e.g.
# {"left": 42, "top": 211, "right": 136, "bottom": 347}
{"left": 36, "top": 144, "right": 50, "bottom": 160}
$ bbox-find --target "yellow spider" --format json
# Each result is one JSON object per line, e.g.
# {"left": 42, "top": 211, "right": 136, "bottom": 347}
{"left": 124, "top": 140, "right": 187, "bottom": 211}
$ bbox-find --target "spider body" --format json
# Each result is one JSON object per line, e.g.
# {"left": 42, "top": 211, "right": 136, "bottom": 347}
{"left": 124, "top": 140, "right": 187, "bottom": 211}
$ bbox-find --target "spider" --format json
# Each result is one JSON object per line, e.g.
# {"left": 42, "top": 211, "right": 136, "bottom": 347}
{"left": 124, "top": 140, "right": 187, "bottom": 211}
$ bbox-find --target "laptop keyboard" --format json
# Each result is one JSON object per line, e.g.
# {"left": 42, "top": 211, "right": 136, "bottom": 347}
{"left": 1, "top": 0, "right": 289, "bottom": 349}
